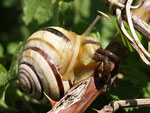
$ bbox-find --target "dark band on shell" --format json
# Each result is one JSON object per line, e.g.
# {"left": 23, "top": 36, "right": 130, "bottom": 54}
{"left": 19, "top": 71, "right": 33, "bottom": 94}
{"left": 41, "top": 27, "right": 70, "bottom": 42}
{"left": 26, "top": 47, "right": 65, "bottom": 98}
{"left": 19, "top": 62, "right": 44, "bottom": 99}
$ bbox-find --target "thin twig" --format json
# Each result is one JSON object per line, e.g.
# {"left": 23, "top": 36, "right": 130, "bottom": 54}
{"left": 130, "top": 0, "right": 144, "bottom": 9}
{"left": 102, "top": 0, "right": 150, "bottom": 41}
{"left": 131, "top": 13, "right": 150, "bottom": 40}
{"left": 115, "top": 6, "right": 150, "bottom": 65}
{"left": 109, "top": 0, "right": 150, "bottom": 65}
{"left": 95, "top": 99, "right": 150, "bottom": 113}
{"left": 126, "top": 0, "right": 150, "bottom": 63}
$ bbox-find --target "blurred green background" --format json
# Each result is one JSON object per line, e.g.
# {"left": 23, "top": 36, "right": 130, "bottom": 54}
{"left": 0, "top": 0, "right": 150, "bottom": 113}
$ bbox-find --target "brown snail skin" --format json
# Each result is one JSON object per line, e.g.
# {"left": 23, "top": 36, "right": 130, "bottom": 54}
{"left": 18, "top": 16, "right": 101, "bottom": 104}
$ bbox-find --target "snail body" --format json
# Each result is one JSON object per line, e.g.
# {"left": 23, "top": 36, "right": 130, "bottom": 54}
{"left": 18, "top": 17, "right": 101, "bottom": 104}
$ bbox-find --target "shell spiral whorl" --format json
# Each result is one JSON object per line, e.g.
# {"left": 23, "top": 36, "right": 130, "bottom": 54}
{"left": 18, "top": 27, "right": 78, "bottom": 104}
{"left": 18, "top": 26, "right": 100, "bottom": 104}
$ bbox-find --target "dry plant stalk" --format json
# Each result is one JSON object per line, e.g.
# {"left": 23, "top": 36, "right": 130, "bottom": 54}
{"left": 132, "top": 13, "right": 150, "bottom": 40}
{"left": 48, "top": 77, "right": 104, "bottom": 113}
{"left": 103, "top": 0, "right": 150, "bottom": 41}
{"left": 96, "top": 99, "right": 150, "bottom": 113}
{"left": 110, "top": 0, "right": 150, "bottom": 65}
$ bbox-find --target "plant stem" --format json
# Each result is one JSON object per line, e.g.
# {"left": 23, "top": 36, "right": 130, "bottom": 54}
{"left": 53, "top": 0, "right": 60, "bottom": 26}
{"left": 97, "top": 99, "right": 150, "bottom": 113}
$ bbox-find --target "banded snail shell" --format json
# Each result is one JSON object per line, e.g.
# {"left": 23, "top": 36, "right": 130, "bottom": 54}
{"left": 18, "top": 27, "right": 99, "bottom": 104}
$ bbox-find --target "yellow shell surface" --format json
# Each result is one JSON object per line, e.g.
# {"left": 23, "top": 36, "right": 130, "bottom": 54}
{"left": 18, "top": 26, "right": 100, "bottom": 103}
{"left": 24, "top": 27, "right": 81, "bottom": 81}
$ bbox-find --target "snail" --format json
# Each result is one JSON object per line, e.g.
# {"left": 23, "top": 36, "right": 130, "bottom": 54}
{"left": 18, "top": 15, "right": 119, "bottom": 104}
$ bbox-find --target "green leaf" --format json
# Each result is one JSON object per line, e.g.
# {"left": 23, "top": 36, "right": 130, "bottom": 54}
{"left": 143, "top": 82, "right": 150, "bottom": 98}
{"left": 7, "top": 42, "right": 18, "bottom": 55}
{"left": 124, "top": 107, "right": 138, "bottom": 112}
{"left": 100, "top": 16, "right": 116, "bottom": 48}
{"left": 0, "top": 84, "right": 15, "bottom": 113}
{"left": 0, "top": 42, "right": 24, "bottom": 112}
{"left": 109, "top": 16, "right": 134, "bottom": 52}
{"left": 0, "top": 65, "right": 7, "bottom": 73}
{"left": 121, "top": 52, "right": 150, "bottom": 86}
{"left": 148, "top": 41, "right": 150, "bottom": 53}
{"left": 2, "top": 0, "right": 18, "bottom": 8}
{"left": 0, "top": 42, "right": 23, "bottom": 87}
{"left": 0, "top": 85, "right": 9, "bottom": 110}
{"left": 109, "top": 93, "right": 120, "bottom": 100}
{"left": 60, "top": 0, "right": 74, "bottom": 2}
{"left": 0, "top": 44, "right": 4, "bottom": 57}
{"left": 75, "top": 0, "right": 91, "bottom": 18}
{"left": 23, "top": 0, "right": 53, "bottom": 25}
{"left": 0, "top": 65, "right": 9, "bottom": 111}
{"left": 0, "top": 64, "right": 8, "bottom": 87}
{"left": 9, "top": 42, "right": 24, "bottom": 81}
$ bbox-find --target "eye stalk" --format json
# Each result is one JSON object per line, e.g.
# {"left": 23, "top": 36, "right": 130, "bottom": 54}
{"left": 82, "top": 15, "right": 101, "bottom": 37}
